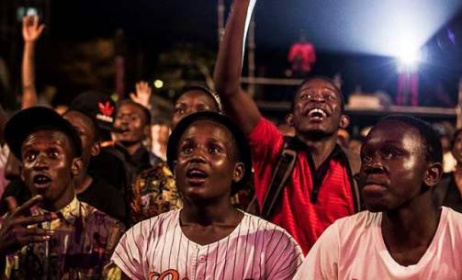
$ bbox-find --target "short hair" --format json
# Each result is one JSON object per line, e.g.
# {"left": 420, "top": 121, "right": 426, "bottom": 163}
{"left": 380, "top": 115, "right": 442, "bottom": 164}
{"left": 174, "top": 85, "right": 223, "bottom": 113}
{"left": 116, "top": 100, "right": 152, "bottom": 125}
{"left": 63, "top": 109, "right": 101, "bottom": 142}
{"left": 290, "top": 76, "right": 345, "bottom": 113}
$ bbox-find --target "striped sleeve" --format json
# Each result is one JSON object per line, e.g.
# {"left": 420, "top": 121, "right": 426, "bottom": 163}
{"left": 265, "top": 227, "right": 304, "bottom": 280}
{"left": 111, "top": 221, "right": 149, "bottom": 279}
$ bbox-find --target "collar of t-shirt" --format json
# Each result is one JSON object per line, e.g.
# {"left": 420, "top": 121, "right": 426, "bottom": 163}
{"left": 31, "top": 197, "right": 82, "bottom": 229}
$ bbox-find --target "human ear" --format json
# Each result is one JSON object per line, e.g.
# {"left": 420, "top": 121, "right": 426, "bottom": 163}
{"left": 233, "top": 162, "right": 245, "bottom": 183}
{"left": 71, "top": 157, "right": 84, "bottom": 177}
{"left": 339, "top": 114, "right": 350, "bottom": 129}
{"left": 424, "top": 162, "right": 443, "bottom": 188}
{"left": 90, "top": 142, "right": 101, "bottom": 157}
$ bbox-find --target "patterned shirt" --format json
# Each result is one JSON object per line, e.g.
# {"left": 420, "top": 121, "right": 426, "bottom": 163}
{"left": 130, "top": 162, "right": 182, "bottom": 224}
{"left": 111, "top": 209, "right": 303, "bottom": 280}
{"left": 3, "top": 197, "right": 125, "bottom": 280}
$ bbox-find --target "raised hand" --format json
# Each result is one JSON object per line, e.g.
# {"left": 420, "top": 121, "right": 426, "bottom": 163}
{"left": 130, "top": 81, "right": 152, "bottom": 109}
{"left": 0, "top": 195, "right": 57, "bottom": 257}
{"left": 22, "top": 15, "right": 45, "bottom": 43}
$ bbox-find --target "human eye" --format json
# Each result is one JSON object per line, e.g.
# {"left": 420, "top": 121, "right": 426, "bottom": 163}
{"left": 299, "top": 92, "right": 310, "bottom": 100}
{"left": 48, "top": 149, "right": 60, "bottom": 159}
{"left": 208, "top": 144, "right": 222, "bottom": 154}
{"left": 382, "top": 147, "right": 402, "bottom": 160}
{"left": 179, "top": 143, "right": 193, "bottom": 155}
{"left": 324, "top": 91, "right": 337, "bottom": 101}
{"left": 23, "top": 151, "right": 37, "bottom": 162}
{"left": 361, "top": 153, "right": 372, "bottom": 164}
{"left": 174, "top": 106, "right": 185, "bottom": 115}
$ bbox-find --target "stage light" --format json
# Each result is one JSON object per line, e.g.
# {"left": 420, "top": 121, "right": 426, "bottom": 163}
{"left": 398, "top": 49, "right": 421, "bottom": 66}
{"left": 154, "top": 80, "right": 164, "bottom": 89}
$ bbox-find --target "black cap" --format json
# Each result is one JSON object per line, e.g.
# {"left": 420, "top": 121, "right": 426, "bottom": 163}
{"left": 70, "top": 90, "right": 116, "bottom": 132}
{"left": 167, "top": 111, "right": 252, "bottom": 194}
{"left": 4, "top": 107, "right": 82, "bottom": 159}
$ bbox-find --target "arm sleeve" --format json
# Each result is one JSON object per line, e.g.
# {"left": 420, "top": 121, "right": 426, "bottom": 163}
{"left": 265, "top": 230, "right": 304, "bottom": 280}
{"left": 110, "top": 222, "right": 146, "bottom": 280}
{"left": 247, "top": 117, "right": 284, "bottom": 203}
{"left": 293, "top": 222, "right": 340, "bottom": 280}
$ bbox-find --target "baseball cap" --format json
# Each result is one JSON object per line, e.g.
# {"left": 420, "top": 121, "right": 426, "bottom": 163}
{"left": 4, "top": 107, "right": 82, "bottom": 159}
{"left": 69, "top": 90, "right": 116, "bottom": 132}
{"left": 167, "top": 111, "right": 252, "bottom": 194}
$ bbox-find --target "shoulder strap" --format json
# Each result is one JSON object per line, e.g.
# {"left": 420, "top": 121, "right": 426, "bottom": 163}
{"left": 341, "top": 147, "right": 363, "bottom": 212}
{"left": 260, "top": 137, "right": 298, "bottom": 220}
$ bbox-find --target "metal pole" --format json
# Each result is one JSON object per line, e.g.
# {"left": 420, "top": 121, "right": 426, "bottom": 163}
{"left": 457, "top": 78, "right": 462, "bottom": 128}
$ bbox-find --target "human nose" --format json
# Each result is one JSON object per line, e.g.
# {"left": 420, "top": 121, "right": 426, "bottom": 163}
{"left": 363, "top": 153, "right": 385, "bottom": 173}
{"left": 189, "top": 146, "right": 207, "bottom": 163}
{"left": 309, "top": 91, "right": 325, "bottom": 103}
{"left": 33, "top": 153, "right": 49, "bottom": 170}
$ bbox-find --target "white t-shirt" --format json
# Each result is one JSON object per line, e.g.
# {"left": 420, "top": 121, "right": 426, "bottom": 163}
{"left": 112, "top": 209, "right": 303, "bottom": 280}
{"left": 294, "top": 207, "right": 462, "bottom": 280}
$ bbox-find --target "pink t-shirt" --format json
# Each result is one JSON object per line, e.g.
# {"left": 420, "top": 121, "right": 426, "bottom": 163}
{"left": 294, "top": 207, "right": 462, "bottom": 280}
{"left": 112, "top": 209, "right": 303, "bottom": 280}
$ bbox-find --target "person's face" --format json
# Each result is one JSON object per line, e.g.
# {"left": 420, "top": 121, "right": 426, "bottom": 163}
{"left": 63, "top": 111, "right": 99, "bottom": 165}
{"left": 174, "top": 120, "right": 244, "bottom": 202}
{"left": 171, "top": 91, "right": 218, "bottom": 129}
{"left": 452, "top": 132, "right": 462, "bottom": 163}
{"left": 113, "top": 103, "right": 148, "bottom": 145}
{"left": 292, "top": 78, "right": 347, "bottom": 137}
{"left": 21, "top": 130, "right": 82, "bottom": 208}
{"left": 358, "top": 121, "right": 441, "bottom": 212}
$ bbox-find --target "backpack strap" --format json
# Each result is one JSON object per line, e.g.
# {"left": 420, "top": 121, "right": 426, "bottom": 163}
{"left": 341, "top": 147, "right": 363, "bottom": 212}
{"left": 260, "top": 137, "right": 298, "bottom": 220}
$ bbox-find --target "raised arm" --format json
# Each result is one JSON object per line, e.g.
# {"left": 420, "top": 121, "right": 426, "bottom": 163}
{"left": 213, "top": 0, "right": 261, "bottom": 134}
{"left": 21, "top": 15, "right": 45, "bottom": 109}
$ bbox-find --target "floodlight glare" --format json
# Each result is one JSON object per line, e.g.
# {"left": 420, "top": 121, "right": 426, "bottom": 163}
{"left": 398, "top": 49, "right": 421, "bottom": 66}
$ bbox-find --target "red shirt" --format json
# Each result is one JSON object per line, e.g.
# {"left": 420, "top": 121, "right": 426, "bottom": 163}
{"left": 248, "top": 118, "right": 355, "bottom": 254}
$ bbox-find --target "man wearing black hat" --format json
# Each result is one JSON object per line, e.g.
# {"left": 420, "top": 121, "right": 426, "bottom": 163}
{"left": 0, "top": 107, "right": 125, "bottom": 279}
{"left": 70, "top": 91, "right": 131, "bottom": 195}
{"left": 111, "top": 112, "right": 302, "bottom": 279}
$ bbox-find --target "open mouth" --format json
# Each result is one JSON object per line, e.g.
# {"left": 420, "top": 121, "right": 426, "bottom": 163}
{"left": 186, "top": 168, "right": 208, "bottom": 186}
{"left": 307, "top": 108, "right": 327, "bottom": 121}
{"left": 33, "top": 174, "right": 52, "bottom": 190}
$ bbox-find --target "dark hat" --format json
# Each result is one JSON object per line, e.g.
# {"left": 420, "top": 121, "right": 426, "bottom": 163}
{"left": 69, "top": 90, "right": 116, "bottom": 132}
{"left": 167, "top": 111, "right": 252, "bottom": 194}
{"left": 4, "top": 107, "right": 82, "bottom": 159}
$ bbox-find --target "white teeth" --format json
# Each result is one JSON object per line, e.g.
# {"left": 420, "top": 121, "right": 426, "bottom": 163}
{"left": 308, "top": 108, "right": 327, "bottom": 118}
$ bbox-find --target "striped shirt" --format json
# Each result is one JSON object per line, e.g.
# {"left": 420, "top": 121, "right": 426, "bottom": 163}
{"left": 111, "top": 209, "right": 303, "bottom": 280}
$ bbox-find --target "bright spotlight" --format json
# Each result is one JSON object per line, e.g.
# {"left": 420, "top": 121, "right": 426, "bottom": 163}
{"left": 396, "top": 47, "right": 422, "bottom": 72}
{"left": 398, "top": 49, "right": 421, "bottom": 66}
{"left": 154, "top": 80, "right": 164, "bottom": 89}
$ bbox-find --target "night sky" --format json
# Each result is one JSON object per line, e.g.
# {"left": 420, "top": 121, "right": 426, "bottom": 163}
{"left": 45, "top": 0, "right": 462, "bottom": 105}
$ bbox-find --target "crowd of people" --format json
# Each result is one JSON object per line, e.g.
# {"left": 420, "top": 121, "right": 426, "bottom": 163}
{"left": 1, "top": 0, "right": 462, "bottom": 279}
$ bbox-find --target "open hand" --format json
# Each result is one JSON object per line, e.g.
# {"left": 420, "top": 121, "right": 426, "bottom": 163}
{"left": 0, "top": 195, "right": 57, "bottom": 257}
{"left": 22, "top": 15, "right": 45, "bottom": 43}
{"left": 130, "top": 81, "right": 152, "bottom": 109}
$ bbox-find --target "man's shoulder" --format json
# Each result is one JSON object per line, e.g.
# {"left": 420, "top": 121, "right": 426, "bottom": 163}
{"left": 127, "top": 209, "right": 180, "bottom": 235}
{"left": 82, "top": 201, "right": 125, "bottom": 229}
{"left": 332, "top": 210, "right": 379, "bottom": 234}
{"left": 243, "top": 212, "right": 298, "bottom": 241}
